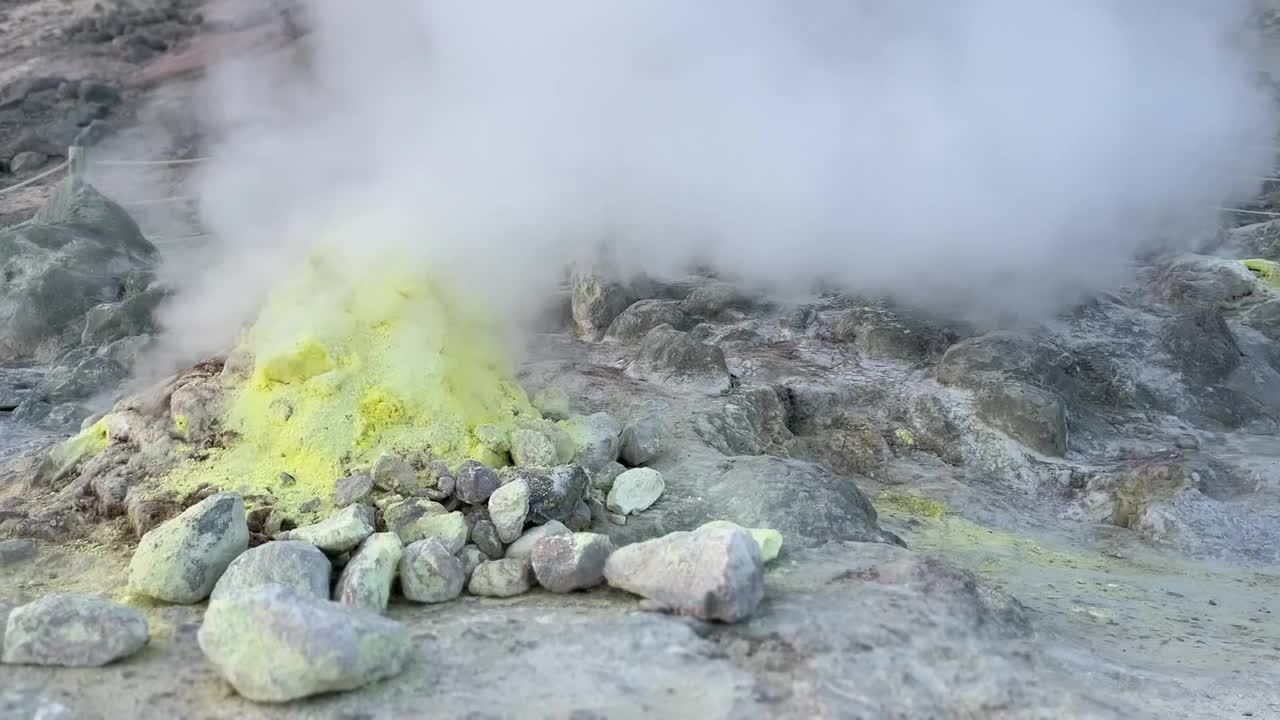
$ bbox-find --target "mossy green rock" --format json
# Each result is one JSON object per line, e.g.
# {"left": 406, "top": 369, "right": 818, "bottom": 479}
{"left": 197, "top": 585, "right": 412, "bottom": 703}
{"left": 128, "top": 492, "right": 249, "bottom": 603}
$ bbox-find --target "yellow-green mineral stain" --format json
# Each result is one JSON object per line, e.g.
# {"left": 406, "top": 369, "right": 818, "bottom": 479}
{"left": 44, "top": 418, "right": 110, "bottom": 482}
{"left": 153, "top": 242, "right": 539, "bottom": 520}
{"left": 1244, "top": 258, "right": 1280, "bottom": 288}
{"left": 876, "top": 491, "right": 947, "bottom": 519}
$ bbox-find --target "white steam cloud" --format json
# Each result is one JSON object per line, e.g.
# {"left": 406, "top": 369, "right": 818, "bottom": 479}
{"left": 153, "top": 0, "right": 1278, "bottom": 366}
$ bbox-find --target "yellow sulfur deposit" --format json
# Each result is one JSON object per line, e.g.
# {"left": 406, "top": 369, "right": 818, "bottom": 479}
{"left": 1244, "top": 258, "right": 1280, "bottom": 288}
{"left": 156, "top": 241, "right": 538, "bottom": 520}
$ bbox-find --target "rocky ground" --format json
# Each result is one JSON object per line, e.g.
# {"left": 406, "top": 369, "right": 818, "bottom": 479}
{"left": 4, "top": 2, "right": 1280, "bottom": 720}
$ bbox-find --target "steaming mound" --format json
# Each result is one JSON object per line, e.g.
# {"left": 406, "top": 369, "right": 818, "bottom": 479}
{"left": 58, "top": 246, "right": 540, "bottom": 521}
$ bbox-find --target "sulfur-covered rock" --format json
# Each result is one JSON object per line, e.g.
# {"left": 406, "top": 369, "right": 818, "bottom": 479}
{"left": 511, "top": 427, "right": 558, "bottom": 467}
{"left": 531, "top": 532, "right": 613, "bottom": 593}
{"left": 382, "top": 496, "right": 448, "bottom": 544}
{"left": 399, "top": 538, "right": 465, "bottom": 603}
{"left": 399, "top": 511, "right": 468, "bottom": 553}
{"left": 2, "top": 594, "right": 148, "bottom": 667}
{"left": 210, "top": 541, "right": 331, "bottom": 602}
{"left": 197, "top": 585, "right": 412, "bottom": 703}
{"left": 619, "top": 415, "right": 664, "bottom": 466}
{"left": 487, "top": 478, "right": 530, "bottom": 543}
{"left": 698, "top": 521, "right": 783, "bottom": 563}
{"left": 506, "top": 520, "right": 571, "bottom": 561}
{"left": 625, "top": 325, "right": 732, "bottom": 396}
{"left": 282, "top": 505, "right": 374, "bottom": 554}
{"left": 527, "top": 465, "right": 589, "bottom": 524}
{"left": 468, "top": 558, "right": 534, "bottom": 598}
{"left": 333, "top": 472, "right": 373, "bottom": 507}
{"left": 604, "top": 527, "right": 764, "bottom": 623}
{"left": 561, "top": 412, "right": 622, "bottom": 473}
{"left": 531, "top": 386, "right": 572, "bottom": 421}
{"left": 455, "top": 460, "right": 500, "bottom": 504}
{"left": 607, "top": 468, "right": 665, "bottom": 515}
{"left": 128, "top": 492, "right": 249, "bottom": 603}
{"left": 334, "top": 533, "right": 403, "bottom": 614}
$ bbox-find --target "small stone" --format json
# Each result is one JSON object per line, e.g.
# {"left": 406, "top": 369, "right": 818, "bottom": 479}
{"left": 604, "top": 527, "right": 764, "bottom": 623}
{"left": 372, "top": 453, "right": 421, "bottom": 495}
{"left": 619, "top": 416, "right": 664, "bottom": 466}
{"left": 474, "top": 424, "right": 510, "bottom": 454}
{"left": 457, "top": 545, "right": 487, "bottom": 580}
{"left": 382, "top": 497, "right": 448, "bottom": 544}
{"left": 283, "top": 505, "right": 374, "bottom": 554}
{"left": 566, "top": 499, "right": 592, "bottom": 531}
{"left": 278, "top": 472, "right": 296, "bottom": 486}
{"left": 0, "top": 539, "right": 38, "bottom": 566}
{"left": 334, "top": 533, "right": 403, "bottom": 614}
{"left": 334, "top": 472, "right": 373, "bottom": 506}
{"left": 511, "top": 427, "right": 558, "bottom": 467}
{"left": 472, "top": 519, "right": 504, "bottom": 559}
{"left": 455, "top": 460, "right": 500, "bottom": 504}
{"left": 590, "top": 462, "right": 626, "bottom": 495}
{"left": 210, "top": 541, "right": 331, "bottom": 601}
{"left": 197, "top": 585, "right": 411, "bottom": 702}
{"left": 467, "top": 559, "right": 533, "bottom": 598}
{"left": 532, "top": 387, "right": 573, "bottom": 421}
{"left": 561, "top": 413, "right": 623, "bottom": 472}
{"left": 9, "top": 151, "right": 48, "bottom": 174}
{"left": 606, "top": 468, "right": 665, "bottom": 515}
{"left": 2, "top": 594, "right": 148, "bottom": 667}
{"left": 697, "top": 521, "right": 784, "bottom": 563}
{"left": 505, "top": 520, "right": 571, "bottom": 561}
{"left": 128, "top": 492, "right": 249, "bottom": 603}
{"left": 531, "top": 533, "right": 613, "bottom": 593}
{"left": 527, "top": 465, "right": 590, "bottom": 524}
{"left": 399, "top": 538, "right": 465, "bottom": 603}
{"left": 487, "top": 478, "right": 530, "bottom": 543}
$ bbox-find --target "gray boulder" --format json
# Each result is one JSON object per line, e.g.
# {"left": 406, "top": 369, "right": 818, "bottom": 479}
{"left": 0, "top": 180, "right": 157, "bottom": 361}
{"left": 455, "top": 460, "right": 500, "bottom": 504}
{"left": 972, "top": 381, "right": 1069, "bottom": 457}
{"left": 399, "top": 538, "right": 465, "bottom": 603}
{"left": 1244, "top": 299, "right": 1280, "bottom": 341}
{"left": 525, "top": 465, "right": 589, "bottom": 524}
{"left": 197, "top": 585, "right": 412, "bottom": 703}
{"left": 506, "top": 520, "right": 571, "bottom": 561}
{"left": 371, "top": 453, "right": 423, "bottom": 495}
{"left": 2, "top": 594, "right": 148, "bottom": 667}
{"left": 619, "top": 415, "right": 664, "bottom": 466}
{"left": 128, "top": 492, "right": 249, "bottom": 603}
{"left": 561, "top": 412, "right": 622, "bottom": 472}
{"left": 209, "top": 541, "right": 331, "bottom": 602}
{"left": 625, "top": 325, "right": 731, "bottom": 396}
{"left": 334, "top": 533, "right": 403, "bottom": 614}
{"left": 35, "top": 348, "right": 127, "bottom": 404}
{"left": 472, "top": 519, "right": 504, "bottom": 559}
{"left": 825, "top": 304, "right": 957, "bottom": 364}
{"left": 282, "top": 504, "right": 374, "bottom": 553}
{"left": 606, "top": 468, "right": 665, "bottom": 515}
{"left": 1158, "top": 308, "right": 1242, "bottom": 385}
{"left": 571, "top": 270, "right": 633, "bottom": 341}
{"left": 333, "top": 472, "right": 373, "bottom": 506}
{"left": 10, "top": 150, "right": 47, "bottom": 173}
{"left": 606, "top": 299, "right": 692, "bottom": 342}
{"left": 604, "top": 526, "right": 764, "bottom": 623}
{"left": 693, "top": 386, "right": 794, "bottom": 457}
{"left": 80, "top": 285, "right": 165, "bottom": 346}
{"left": 791, "top": 413, "right": 889, "bottom": 479}
{"left": 487, "top": 477, "right": 530, "bottom": 543}
{"left": 468, "top": 558, "right": 534, "bottom": 598}
{"left": 457, "top": 545, "right": 487, "bottom": 580}
{"left": 531, "top": 532, "right": 613, "bottom": 593}
{"left": 510, "top": 426, "right": 559, "bottom": 467}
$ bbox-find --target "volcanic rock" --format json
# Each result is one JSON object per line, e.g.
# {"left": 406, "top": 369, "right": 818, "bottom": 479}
{"left": 487, "top": 477, "right": 530, "bottom": 543}
{"left": 283, "top": 504, "right": 374, "bottom": 554}
{"left": 128, "top": 492, "right": 249, "bottom": 603}
{"left": 505, "top": 520, "right": 571, "bottom": 561}
{"left": 625, "top": 325, "right": 732, "bottom": 396}
{"left": 399, "top": 538, "right": 465, "bottom": 603}
{"left": 531, "top": 532, "right": 613, "bottom": 593}
{"left": 2, "top": 594, "right": 148, "bottom": 667}
{"left": 561, "top": 412, "right": 622, "bottom": 472}
{"left": 334, "top": 533, "right": 403, "bottom": 613}
{"left": 210, "top": 541, "right": 331, "bottom": 602}
{"left": 619, "top": 414, "right": 664, "bottom": 466}
{"left": 606, "top": 468, "right": 665, "bottom": 515}
{"left": 468, "top": 558, "right": 534, "bottom": 598}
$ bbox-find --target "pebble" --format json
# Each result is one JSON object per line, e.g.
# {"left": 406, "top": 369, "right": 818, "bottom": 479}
{"left": 128, "top": 492, "right": 249, "bottom": 603}
{"left": 487, "top": 477, "right": 529, "bottom": 543}
{"left": 334, "top": 533, "right": 404, "bottom": 614}
{"left": 468, "top": 559, "right": 534, "bottom": 598}
{"left": 210, "top": 540, "right": 331, "bottom": 601}
{"left": 399, "top": 538, "right": 465, "bottom": 603}
{"left": 505, "top": 520, "right": 571, "bottom": 561}
{"left": 2, "top": 594, "right": 148, "bottom": 667}
{"left": 531, "top": 532, "right": 613, "bottom": 593}
{"left": 606, "top": 468, "right": 665, "bottom": 515}
{"left": 197, "top": 585, "right": 411, "bottom": 702}
{"left": 604, "top": 527, "right": 764, "bottom": 623}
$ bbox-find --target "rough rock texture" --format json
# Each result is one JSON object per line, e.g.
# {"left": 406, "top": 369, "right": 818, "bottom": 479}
{"left": 506, "top": 520, "right": 571, "bottom": 561}
{"left": 471, "top": 519, "right": 504, "bottom": 559}
{"left": 399, "top": 538, "right": 465, "bottom": 603}
{"left": 468, "top": 558, "right": 534, "bottom": 598}
{"left": 694, "top": 385, "right": 794, "bottom": 457}
{"left": 381, "top": 497, "right": 446, "bottom": 544}
{"left": 972, "top": 381, "right": 1069, "bottom": 457}
{"left": 127, "top": 492, "right": 249, "bottom": 603}
{"left": 197, "top": 586, "right": 412, "bottom": 703}
{"left": 625, "top": 325, "right": 732, "bottom": 396}
{"left": 561, "top": 412, "right": 622, "bottom": 472}
{"left": 699, "top": 521, "right": 784, "bottom": 563}
{"left": 209, "top": 541, "right": 331, "bottom": 602}
{"left": 605, "top": 527, "right": 764, "bottom": 622}
{"left": 487, "top": 478, "right": 530, "bottom": 543}
{"left": 824, "top": 303, "right": 958, "bottom": 364}
{"left": 524, "top": 465, "right": 589, "bottom": 525}
{"left": 606, "top": 299, "right": 693, "bottom": 342}
{"left": 510, "top": 426, "right": 558, "bottom": 467}
{"left": 607, "top": 467, "right": 665, "bottom": 515}
{"left": 2, "top": 594, "right": 147, "bottom": 667}
{"left": 0, "top": 180, "right": 157, "bottom": 361}
{"left": 0, "top": 539, "right": 38, "bottom": 566}
{"left": 399, "top": 511, "right": 467, "bottom": 553}
{"left": 333, "top": 533, "right": 403, "bottom": 613}
{"left": 531, "top": 532, "right": 613, "bottom": 593}
{"left": 619, "top": 414, "right": 664, "bottom": 466}
{"left": 333, "top": 472, "right": 373, "bottom": 507}
{"left": 531, "top": 386, "right": 572, "bottom": 421}
{"left": 454, "top": 460, "right": 500, "bottom": 504}
{"left": 571, "top": 270, "right": 633, "bottom": 341}
{"left": 281, "top": 505, "right": 374, "bottom": 554}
